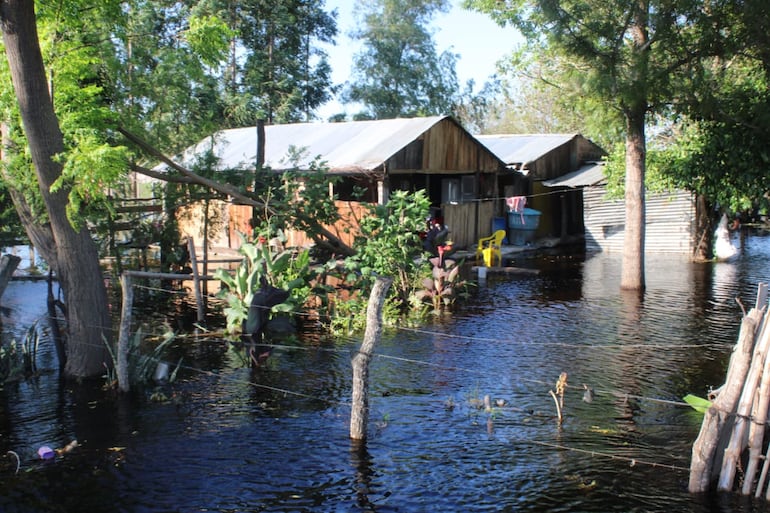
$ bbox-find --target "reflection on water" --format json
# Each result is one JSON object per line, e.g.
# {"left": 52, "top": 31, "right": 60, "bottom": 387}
{"left": 2, "top": 231, "right": 770, "bottom": 511}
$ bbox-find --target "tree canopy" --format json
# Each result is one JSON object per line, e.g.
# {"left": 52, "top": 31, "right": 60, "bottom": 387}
{"left": 345, "top": 0, "right": 460, "bottom": 119}
{"left": 469, "top": 0, "right": 749, "bottom": 286}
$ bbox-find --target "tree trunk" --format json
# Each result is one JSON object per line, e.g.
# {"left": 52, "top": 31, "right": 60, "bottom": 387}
{"left": 621, "top": 109, "right": 646, "bottom": 291}
{"left": 692, "top": 194, "right": 714, "bottom": 262}
{"left": 350, "top": 277, "right": 393, "bottom": 441}
{"left": 0, "top": 0, "right": 111, "bottom": 378}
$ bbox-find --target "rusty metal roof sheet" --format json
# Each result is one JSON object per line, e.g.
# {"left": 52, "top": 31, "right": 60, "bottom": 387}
{"left": 542, "top": 162, "right": 606, "bottom": 188}
{"left": 475, "top": 134, "right": 578, "bottom": 165}
{"left": 157, "top": 115, "right": 449, "bottom": 174}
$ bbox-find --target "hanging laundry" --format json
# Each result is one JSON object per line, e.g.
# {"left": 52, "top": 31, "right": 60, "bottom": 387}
{"left": 506, "top": 196, "right": 527, "bottom": 224}
{"left": 506, "top": 196, "right": 526, "bottom": 213}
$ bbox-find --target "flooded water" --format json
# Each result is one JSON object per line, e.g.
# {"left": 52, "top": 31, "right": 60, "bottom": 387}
{"left": 1, "top": 231, "right": 770, "bottom": 512}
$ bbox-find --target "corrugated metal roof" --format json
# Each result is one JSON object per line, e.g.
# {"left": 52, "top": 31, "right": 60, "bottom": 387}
{"left": 542, "top": 162, "right": 606, "bottom": 188}
{"left": 156, "top": 116, "right": 449, "bottom": 174}
{"left": 475, "top": 134, "right": 578, "bottom": 165}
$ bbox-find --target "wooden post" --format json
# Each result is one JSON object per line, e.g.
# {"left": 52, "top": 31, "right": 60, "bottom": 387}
{"left": 744, "top": 339, "right": 770, "bottom": 495}
{"left": 117, "top": 273, "right": 133, "bottom": 393}
{"left": 0, "top": 254, "right": 20, "bottom": 303}
{"left": 350, "top": 276, "right": 392, "bottom": 441}
{"left": 717, "top": 309, "right": 770, "bottom": 491}
{"left": 187, "top": 237, "right": 205, "bottom": 323}
{"left": 689, "top": 283, "right": 767, "bottom": 493}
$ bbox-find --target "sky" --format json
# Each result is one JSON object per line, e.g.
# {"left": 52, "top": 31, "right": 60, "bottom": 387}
{"left": 317, "top": 0, "right": 523, "bottom": 119}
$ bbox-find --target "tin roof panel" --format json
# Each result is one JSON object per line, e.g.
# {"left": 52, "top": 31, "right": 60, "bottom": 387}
{"left": 157, "top": 116, "right": 448, "bottom": 174}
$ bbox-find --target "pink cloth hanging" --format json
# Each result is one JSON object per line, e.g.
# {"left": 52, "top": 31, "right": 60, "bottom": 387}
{"left": 506, "top": 196, "right": 527, "bottom": 224}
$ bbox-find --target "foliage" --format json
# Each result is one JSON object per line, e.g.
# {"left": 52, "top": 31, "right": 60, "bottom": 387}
{"left": 108, "top": 1, "right": 232, "bottom": 152}
{"left": 451, "top": 77, "right": 506, "bottom": 135}
{"left": 0, "top": 323, "right": 39, "bottom": 383}
{"left": 683, "top": 394, "right": 712, "bottom": 415}
{"left": 468, "top": 0, "right": 750, "bottom": 287}
{"left": 0, "top": 180, "right": 26, "bottom": 244}
{"left": 604, "top": 56, "right": 770, "bottom": 218}
{"left": 412, "top": 252, "right": 470, "bottom": 311}
{"left": 660, "top": 57, "right": 770, "bottom": 217}
{"left": 602, "top": 136, "right": 680, "bottom": 200}
{"left": 485, "top": 44, "right": 624, "bottom": 149}
{"left": 347, "top": 189, "right": 431, "bottom": 307}
{"left": 345, "top": 0, "right": 460, "bottom": 119}
{"left": 214, "top": 235, "right": 334, "bottom": 336}
{"left": 103, "top": 328, "right": 182, "bottom": 389}
{"left": 234, "top": 0, "right": 338, "bottom": 123}
{"left": 252, "top": 147, "right": 343, "bottom": 250}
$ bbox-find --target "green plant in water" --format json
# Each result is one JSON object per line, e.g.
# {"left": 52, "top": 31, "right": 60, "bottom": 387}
{"left": 412, "top": 248, "right": 470, "bottom": 311}
{"left": 214, "top": 233, "right": 335, "bottom": 336}
{"left": 348, "top": 190, "right": 430, "bottom": 304}
{"left": 103, "top": 327, "right": 182, "bottom": 389}
{"left": 0, "top": 323, "right": 40, "bottom": 383}
{"left": 683, "top": 394, "right": 712, "bottom": 414}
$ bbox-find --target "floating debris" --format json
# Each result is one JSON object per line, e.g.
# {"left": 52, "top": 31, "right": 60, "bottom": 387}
{"left": 6, "top": 451, "right": 19, "bottom": 474}
{"left": 56, "top": 440, "right": 79, "bottom": 456}
{"left": 37, "top": 446, "right": 55, "bottom": 460}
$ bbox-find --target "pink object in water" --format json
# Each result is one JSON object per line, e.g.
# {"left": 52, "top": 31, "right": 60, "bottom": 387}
{"left": 37, "top": 446, "right": 55, "bottom": 460}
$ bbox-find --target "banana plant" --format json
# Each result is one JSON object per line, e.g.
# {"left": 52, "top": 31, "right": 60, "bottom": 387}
{"left": 214, "top": 234, "right": 333, "bottom": 335}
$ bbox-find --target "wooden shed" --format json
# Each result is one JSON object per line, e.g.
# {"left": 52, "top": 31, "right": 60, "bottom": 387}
{"left": 476, "top": 134, "right": 606, "bottom": 243}
{"left": 151, "top": 116, "right": 507, "bottom": 252}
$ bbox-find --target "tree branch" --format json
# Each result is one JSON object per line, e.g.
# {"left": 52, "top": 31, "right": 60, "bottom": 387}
{"left": 118, "top": 126, "right": 357, "bottom": 257}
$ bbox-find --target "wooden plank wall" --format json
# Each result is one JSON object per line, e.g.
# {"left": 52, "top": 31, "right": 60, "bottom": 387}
{"left": 226, "top": 199, "right": 496, "bottom": 253}
{"left": 228, "top": 201, "right": 367, "bottom": 251}
{"left": 443, "top": 200, "right": 495, "bottom": 249}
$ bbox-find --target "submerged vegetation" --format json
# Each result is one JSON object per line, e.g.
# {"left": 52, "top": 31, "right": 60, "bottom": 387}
{"left": 0, "top": 323, "right": 39, "bottom": 384}
{"left": 214, "top": 188, "right": 476, "bottom": 339}
{"left": 103, "top": 328, "right": 182, "bottom": 391}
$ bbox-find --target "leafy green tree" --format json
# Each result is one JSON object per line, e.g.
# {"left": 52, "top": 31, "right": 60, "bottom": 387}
{"left": 109, "top": 0, "right": 232, "bottom": 153}
{"left": 194, "top": 0, "right": 337, "bottom": 125}
{"left": 470, "top": 0, "right": 742, "bottom": 290}
{"left": 0, "top": 0, "right": 234, "bottom": 377}
{"left": 348, "top": 189, "right": 430, "bottom": 307}
{"left": 0, "top": 0, "right": 119, "bottom": 377}
{"left": 451, "top": 77, "right": 507, "bottom": 135}
{"left": 483, "top": 45, "right": 623, "bottom": 148}
{"left": 345, "top": 0, "right": 460, "bottom": 119}
{"left": 0, "top": 165, "right": 26, "bottom": 245}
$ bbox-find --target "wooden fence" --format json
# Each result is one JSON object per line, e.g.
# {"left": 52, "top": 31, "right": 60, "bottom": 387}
{"left": 689, "top": 282, "right": 770, "bottom": 497}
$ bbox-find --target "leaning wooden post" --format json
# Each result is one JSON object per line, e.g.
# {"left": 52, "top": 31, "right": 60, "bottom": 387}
{"left": 717, "top": 307, "right": 770, "bottom": 491}
{"left": 187, "top": 237, "right": 205, "bottom": 323}
{"left": 744, "top": 337, "right": 770, "bottom": 495}
{"left": 0, "top": 254, "right": 20, "bottom": 303}
{"left": 117, "top": 273, "right": 134, "bottom": 393}
{"left": 689, "top": 304, "right": 765, "bottom": 492}
{"left": 350, "top": 276, "right": 392, "bottom": 441}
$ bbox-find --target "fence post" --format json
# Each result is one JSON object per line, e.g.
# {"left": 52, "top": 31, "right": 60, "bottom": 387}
{"left": 350, "top": 276, "right": 392, "bottom": 441}
{"left": 117, "top": 273, "right": 133, "bottom": 393}
{"left": 187, "top": 237, "right": 205, "bottom": 323}
{"left": 0, "top": 254, "right": 20, "bottom": 303}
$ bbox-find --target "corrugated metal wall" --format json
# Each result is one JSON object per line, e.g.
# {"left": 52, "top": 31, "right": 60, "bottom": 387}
{"left": 584, "top": 187, "right": 695, "bottom": 255}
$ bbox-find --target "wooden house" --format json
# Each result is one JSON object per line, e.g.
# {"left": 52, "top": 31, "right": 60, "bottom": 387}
{"left": 476, "top": 134, "right": 606, "bottom": 243}
{"left": 149, "top": 116, "right": 507, "bottom": 252}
